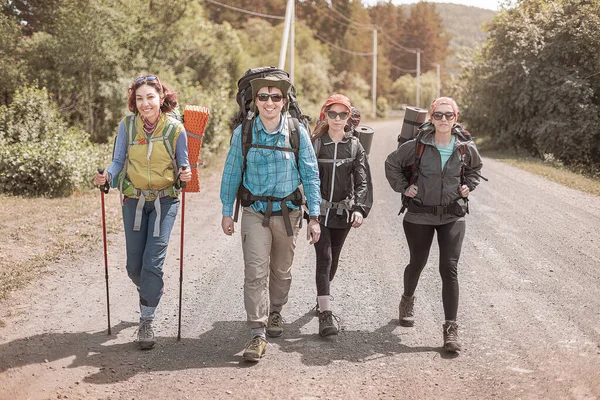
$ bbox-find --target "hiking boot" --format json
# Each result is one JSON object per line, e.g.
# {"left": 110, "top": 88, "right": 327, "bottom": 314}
{"left": 318, "top": 310, "right": 339, "bottom": 337}
{"left": 266, "top": 311, "right": 283, "bottom": 338}
{"left": 137, "top": 319, "right": 155, "bottom": 350}
{"left": 443, "top": 321, "right": 462, "bottom": 353}
{"left": 398, "top": 294, "right": 415, "bottom": 327}
{"left": 242, "top": 336, "right": 268, "bottom": 362}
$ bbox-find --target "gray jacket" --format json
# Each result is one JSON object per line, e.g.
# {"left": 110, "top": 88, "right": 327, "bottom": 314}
{"left": 385, "top": 122, "right": 483, "bottom": 225}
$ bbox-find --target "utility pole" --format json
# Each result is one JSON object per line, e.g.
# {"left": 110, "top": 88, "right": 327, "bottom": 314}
{"left": 279, "top": 0, "right": 294, "bottom": 70}
{"left": 416, "top": 49, "right": 421, "bottom": 108}
{"left": 372, "top": 28, "right": 377, "bottom": 119}
{"left": 289, "top": 0, "right": 295, "bottom": 83}
{"left": 436, "top": 63, "right": 440, "bottom": 98}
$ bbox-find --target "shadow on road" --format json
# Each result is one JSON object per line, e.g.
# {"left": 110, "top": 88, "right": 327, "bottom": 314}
{"left": 0, "top": 312, "right": 452, "bottom": 384}
{"left": 275, "top": 310, "right": 450, "bottom": 366}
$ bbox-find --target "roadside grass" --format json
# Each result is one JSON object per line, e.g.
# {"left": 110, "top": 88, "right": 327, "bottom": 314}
{"left": 0, "top": 191, "right": 122, "bottom": 303}
{"left": 0, "top": 153, "right": 224, "bottom": 315}
{"left": 475, "top": 137, "right": 600, "bottom": 196}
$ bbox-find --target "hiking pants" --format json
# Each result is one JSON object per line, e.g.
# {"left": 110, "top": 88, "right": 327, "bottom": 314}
{"left": 314, "top": 224, "right": 351, "bottom": 296}
{"left": 122, "top": 196, "right": 179, "bottom": 313}
{"left": 241, "top": 207, "right": 302, "bottom": 329}
{"left": 402, "top": 219, "right": 466, "bottom": 321}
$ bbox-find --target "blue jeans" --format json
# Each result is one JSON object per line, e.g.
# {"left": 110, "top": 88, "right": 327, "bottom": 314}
{"left": 122, "top": 196, "right": 179, "bottom": 312}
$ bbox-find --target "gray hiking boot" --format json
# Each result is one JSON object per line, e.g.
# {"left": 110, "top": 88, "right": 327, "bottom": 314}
{"left": 137, "top": 319, "right": 155, "bottom": 350}
{"left": 443, "top": 320, "right": 462, "bottom": 353}
{"left": 398, "top": 294, "right": 415, "bottom": 327}
{"left": 318, "top": 310, "right": 339, "bottom": 337}
{"left": 266, "top": 311, "right": 283, "bottom": 338}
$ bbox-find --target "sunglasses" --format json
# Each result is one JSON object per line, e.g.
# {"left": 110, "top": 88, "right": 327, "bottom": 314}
{"left": 134, "top": 75, "right": 158, "bottom": 84}
{"left": 256, "top": 93, "right": 284, "bottom": 103}
{"left": 432, "top": 111, "right": 456, "bottom": 120}
{"left": 326, "top": 110, "right": 350, "bottom": 120}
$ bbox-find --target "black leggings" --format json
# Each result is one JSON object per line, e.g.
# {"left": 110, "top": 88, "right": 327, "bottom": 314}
{"left": 402, "top": 219, "right": 466, "bottom": 321}
{"left": 314, "top": 224, "right": 351, "bottom": 296}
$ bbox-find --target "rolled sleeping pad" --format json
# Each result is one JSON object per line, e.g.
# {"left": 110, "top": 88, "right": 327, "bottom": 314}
{"left": 354, "top": 125, "right": 374, "bottom": 155}
{"left": 398, "top": 106, "right": 428, "bottom": 146}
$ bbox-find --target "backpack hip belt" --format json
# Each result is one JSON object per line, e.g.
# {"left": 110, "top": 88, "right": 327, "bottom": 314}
{"left": 132, "top": 188, "right": 174, "bottom": 237}
{"left": 320, "top": 198, "right": 354, "bottom": 214}
{"left": 407, "top": 199, "right": 466, "bottom": 217}
{"left": 239, "top": 186, "right": 303, "bottom": 237}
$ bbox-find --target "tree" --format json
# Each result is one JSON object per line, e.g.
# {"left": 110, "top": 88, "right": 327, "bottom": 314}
{"left": 0, "top": 14, "right": 24, "bottom": 105}
{"left": 455, "top": 0, "right": 600, "bottom": 172}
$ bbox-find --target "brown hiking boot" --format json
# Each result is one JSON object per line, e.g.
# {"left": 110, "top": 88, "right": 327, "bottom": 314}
{"left": 318, "top": 310, "right": 339, "bottom": 337}
{"left": 266, "top": 311, "right": 283, "bottom": 338}
{"left": 398, "top": 294, "right": 415, "bottom": 327}
{"left": 443, "top": 321, "right": 462, "bottom": 353}
{"left": 242, "top": 336, "right": 268, "bottom": 362}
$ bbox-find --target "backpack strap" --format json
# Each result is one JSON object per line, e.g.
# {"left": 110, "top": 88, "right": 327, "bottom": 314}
{"left": 399, "top": 135, "right": 426, "bottom": 215}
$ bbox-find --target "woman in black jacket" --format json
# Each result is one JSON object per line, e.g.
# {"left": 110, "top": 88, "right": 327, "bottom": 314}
{"left": 385, "top": 97, "right": 483, "bottom": 353}
{"left": 311, "top": 94, "right": 372, "bottom": 336}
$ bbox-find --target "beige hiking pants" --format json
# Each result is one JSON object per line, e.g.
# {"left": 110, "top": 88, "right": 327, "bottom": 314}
{"left": 241, "top": 207, "right": 302, "bottom": 329}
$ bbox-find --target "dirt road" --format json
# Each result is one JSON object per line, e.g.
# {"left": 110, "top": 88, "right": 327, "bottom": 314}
{"left": 1, "top": 119, "right": 599, "bottom": 400}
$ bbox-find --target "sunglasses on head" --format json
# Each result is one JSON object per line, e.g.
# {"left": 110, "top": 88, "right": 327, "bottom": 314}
{"left": 432, "top": 111, "right": 456, "bottom": 121}
{"left": 256, "top": 93, "right": 284, "bottom": 103}
{"left": 134, "top": 75, "right": 158, "bottom": 84}
{"left": 326, "top": 110, "right": 349, "bottom": 120}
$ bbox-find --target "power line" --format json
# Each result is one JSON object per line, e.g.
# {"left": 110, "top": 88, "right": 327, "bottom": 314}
{"left": 328, "top": 5, "right": 375, "bottom": 29}
{"left": 311, "top": 4, "right": 374, "bottom": 31}
{"left": 314, "top": 32, "right": 374, "bottom": 56}
{"left": 390, "top": 64, "right": 417, "bottom": 73}
{"left": 378, "top": 30, "right": 418, "bottom": 54}
{"left": 203, "top": 0, "right": 285, "bottom": 20}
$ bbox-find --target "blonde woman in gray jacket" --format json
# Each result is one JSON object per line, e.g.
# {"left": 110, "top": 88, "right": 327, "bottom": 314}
{"left": 384, "top": 97, "right": 483, "bottom": 353}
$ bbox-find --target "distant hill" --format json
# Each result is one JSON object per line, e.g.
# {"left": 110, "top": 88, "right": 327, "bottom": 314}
{"left": 434, "top": 3, "right": 496, "bottom": 49}
{"left": 401, "top": 2, "right": 496, "bottom": 74}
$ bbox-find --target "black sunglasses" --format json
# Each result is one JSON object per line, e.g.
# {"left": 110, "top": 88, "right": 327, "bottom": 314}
{"left": 327, "top": 110, "right": 349, "bottom": 120}
{"left": 256, "top": 93, "right": 284, "bottom": 103}
{"left": 134, "top": 75, "right": 158, "bottom": 84}
{"left": 432, "top": 111, "right": 456, "bottom": 121}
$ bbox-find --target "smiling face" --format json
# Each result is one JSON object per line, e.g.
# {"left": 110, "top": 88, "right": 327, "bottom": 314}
{"left": 256, "top": 86, "right": 286, "bottom": 125}
{"left": 326, "top": 103, "right": 351, "bottom": 133}
{"left": 431, "top": 104, "right": 456, "bottom": 135}
{"left": 135, "top": 84, "right": 162, "bottom": 123}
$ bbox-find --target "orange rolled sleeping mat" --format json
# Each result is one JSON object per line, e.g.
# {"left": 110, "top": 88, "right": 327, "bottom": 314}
{"left": 183, "top": 105, "right": 210, "bottom": 193}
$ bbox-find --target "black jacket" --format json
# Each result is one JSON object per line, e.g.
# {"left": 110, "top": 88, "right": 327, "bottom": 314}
{"left": 314, "top": 132, "right": 373, "bottom": 229}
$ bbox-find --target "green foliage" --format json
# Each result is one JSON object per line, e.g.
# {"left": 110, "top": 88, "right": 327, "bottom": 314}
{"left": 0, "top": 86, "right": 109, "bottom": 197}
{"left": 454, "top": 0, "right": 600, "bottom": 174}
{"left": 376, "top": 96, "right": 389, "bottom": 118}
{"left": 0, "top": 14, "right": 24, "bottom": 106}
{"left": 391, "top": 71, "right": 438, "bottom": 109}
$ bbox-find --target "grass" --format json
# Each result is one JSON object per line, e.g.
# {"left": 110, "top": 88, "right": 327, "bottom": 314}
{"left": 0, "top": 152, "right": 224, "bottom": 303}
{"left": 476, "top": 135, "right": 600, "bottom": 197}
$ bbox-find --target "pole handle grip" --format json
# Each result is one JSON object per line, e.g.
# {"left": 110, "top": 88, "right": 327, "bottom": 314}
{"left": 97, "top": 168, "right": 110, "bottom": 194}
{"left": 180, "top": 165, "right": 188, "bottom": 190}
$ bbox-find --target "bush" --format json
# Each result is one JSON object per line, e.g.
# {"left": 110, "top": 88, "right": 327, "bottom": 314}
{"left": 0, "top": 86, "right": 109, "bottom": 197}
{"left": 376, "top": 97, "right": 390, "bottom": 119}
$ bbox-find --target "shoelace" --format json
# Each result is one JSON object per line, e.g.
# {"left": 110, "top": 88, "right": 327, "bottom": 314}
{"left": 270, "top": 313, "right": 283, "bottom": 327}
{"left": 400, "top": 298, "right": 414, "bottom": 317}
{"left": 320, "top": 311, "right": 342, "bottom": 331}
{"left": 445, "top": 324, "right": 458, "bottom": 341}
{"left": 246, "top": 337, "right": 265, "bottom": 350}
{"left": 134, "top": 320, "right": 153, "bottom": 338}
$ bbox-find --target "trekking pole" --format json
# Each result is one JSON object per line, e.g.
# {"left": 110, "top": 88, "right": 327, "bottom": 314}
{"left": 177, "top": 165, "right": 188, "bottom": 341}
{"left": 97, "top": 168, "right": 112, "bottom": 335}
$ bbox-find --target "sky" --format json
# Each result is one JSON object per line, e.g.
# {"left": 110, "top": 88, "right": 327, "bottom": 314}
{"left": 363, "top": 0, "right": 501, "bottom": 12}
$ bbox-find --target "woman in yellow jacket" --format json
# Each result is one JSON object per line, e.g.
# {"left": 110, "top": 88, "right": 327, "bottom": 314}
{"left": 93, "top": 75, "right": 191, "bottom": 350}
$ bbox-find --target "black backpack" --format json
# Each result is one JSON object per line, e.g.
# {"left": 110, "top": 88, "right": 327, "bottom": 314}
{"left": 233, "top": 67, "right": 311, "bottom": 163}
{"left": 232, "top": 67, "right": 311, "bottom": 231}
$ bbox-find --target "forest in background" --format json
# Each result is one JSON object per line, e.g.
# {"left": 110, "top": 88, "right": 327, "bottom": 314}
{"left": 0, "top": 0, "right": 598, "bottom": 198}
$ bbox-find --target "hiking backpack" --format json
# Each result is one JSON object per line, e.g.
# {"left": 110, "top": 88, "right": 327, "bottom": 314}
{"left": 232, "top": 66, "right": 311, "bottom": 227}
